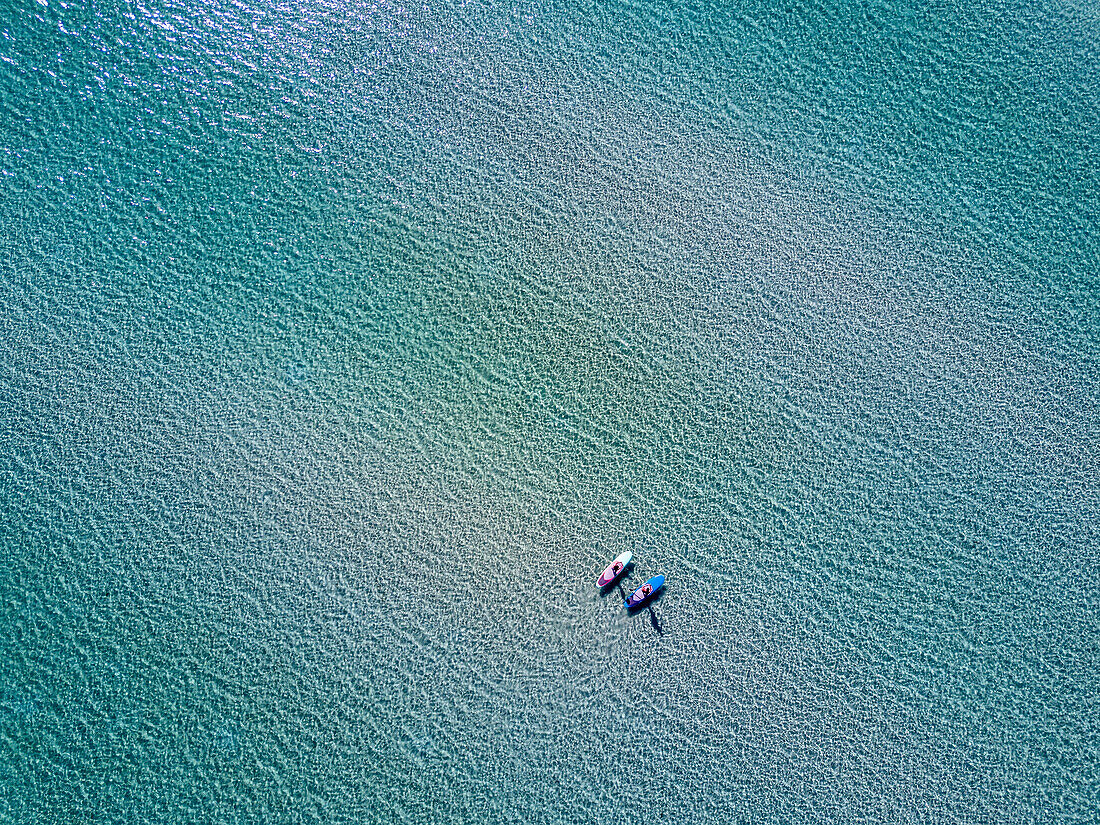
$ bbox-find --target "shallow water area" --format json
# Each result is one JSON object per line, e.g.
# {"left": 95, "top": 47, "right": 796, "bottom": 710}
{"left": 1, "top": 0, "right": 1098, "bottom": 822}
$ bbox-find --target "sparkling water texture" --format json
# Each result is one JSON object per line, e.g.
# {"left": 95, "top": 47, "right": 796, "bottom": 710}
{"left": 1, "top": 0, "right": 1098, "bottom": 822}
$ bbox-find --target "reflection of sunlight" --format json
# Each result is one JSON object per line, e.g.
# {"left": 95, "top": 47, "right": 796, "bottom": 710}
{"left": 1054, "top": 0, "right": 1100, "bottom": 21}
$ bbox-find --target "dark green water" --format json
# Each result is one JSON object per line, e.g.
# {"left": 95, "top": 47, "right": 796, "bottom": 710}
{"left": 1, "top": 0, "right": 1097, "bottom": 821}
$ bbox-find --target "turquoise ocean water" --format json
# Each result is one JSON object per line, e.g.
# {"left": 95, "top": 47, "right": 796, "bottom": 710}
{"left": 1, "top": 0, "right": 1098, "bottom": 821}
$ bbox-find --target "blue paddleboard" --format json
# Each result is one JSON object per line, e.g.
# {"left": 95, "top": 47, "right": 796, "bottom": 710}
{"left": 625, "top": 575, "right": 665, "bottom": 610}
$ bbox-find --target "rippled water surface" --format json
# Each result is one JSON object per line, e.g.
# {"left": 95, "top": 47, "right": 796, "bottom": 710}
{"left": 1, "top": 0, "right": 1098, "bottom": 821}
